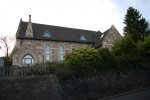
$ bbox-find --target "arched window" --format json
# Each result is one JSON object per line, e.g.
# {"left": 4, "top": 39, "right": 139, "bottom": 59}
{"left": 59, "top": 45, "right": 64, "bottom": 61}
{"left": 22, "top": 54, "right": 34, "bottom": 65}
{"left": 45, "top": 44, "right": 51, "bottom": 61}
{"left": 45, "top": 44, "right": 50, "bottom": 51}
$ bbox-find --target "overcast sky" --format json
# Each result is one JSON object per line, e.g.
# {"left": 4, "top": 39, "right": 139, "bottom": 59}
{"left": 0, "top": 0, "right": 150, "bottom": 57}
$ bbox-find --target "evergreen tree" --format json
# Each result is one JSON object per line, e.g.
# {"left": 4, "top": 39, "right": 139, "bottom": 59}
{"left": 123, "top": 7, "right": 150, "bottom": 42}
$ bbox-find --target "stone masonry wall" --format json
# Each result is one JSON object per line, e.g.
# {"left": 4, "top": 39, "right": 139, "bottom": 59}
{"left": 0, "top": 75, "right": 61, "bottom": 100}
{"left": 12, "top": 39, "right": 93, "bottom": 66}
{"left": 0, "top": 70, "right": 149, "bottom": 100}
{"left": 102, "top": 26, "right": 122, "bottom": 50}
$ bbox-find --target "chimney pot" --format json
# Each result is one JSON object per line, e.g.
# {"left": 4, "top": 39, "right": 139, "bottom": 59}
{"left": 29, "top": 15, "right": 31, "bottom": 22}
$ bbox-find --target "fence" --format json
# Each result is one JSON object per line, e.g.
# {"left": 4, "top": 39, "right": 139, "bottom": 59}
{"left": 0, "top": 65, "right": 47, "bottom": 77}
{"left": 11, "top": 66, "right": 34, "bottom": 76}
{"left": 0, "top": 63, "right": 59, "bottom": 77}
{"left": 0, "top": 65, "right": 38, "bottom": 77}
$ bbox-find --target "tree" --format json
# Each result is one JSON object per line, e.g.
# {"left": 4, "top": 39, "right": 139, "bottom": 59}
{"left": 112, "top": 35, "right": 137, "bottom": 56}
{"left": 137, "top": 35, "right": 150, "bottom": 59}
{"left": 123, "top": 7, "right": 150, "bottom": 42}
{"left": 0, "top": 35, "right": 14, "bottom": 76}
{"left": 112, "top": 35, "right": 141, "bottom": 69}
{"left": 97, "top": 48, "right": 115, "bottom": 70}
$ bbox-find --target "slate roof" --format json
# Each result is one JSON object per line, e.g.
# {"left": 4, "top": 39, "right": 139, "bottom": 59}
{"left": 16, "top": 20, "right": 121, "bottom": 48}
{"left": 17, "top": 21, "right": 102, "bottom": 44}
{"left": 94, "top": 29, "right": 109, "bottom": 48}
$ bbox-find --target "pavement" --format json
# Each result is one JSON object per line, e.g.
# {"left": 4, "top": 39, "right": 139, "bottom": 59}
{"left": 98, "top": 88, "right": 150, "bottom": 100}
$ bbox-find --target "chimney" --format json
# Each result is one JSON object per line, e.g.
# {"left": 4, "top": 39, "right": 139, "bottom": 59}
{"left": 25, "top": 15, "right": 33, "bottom": 37}
{"left": 29, "top": 15, "right": 31, "bottom": 22}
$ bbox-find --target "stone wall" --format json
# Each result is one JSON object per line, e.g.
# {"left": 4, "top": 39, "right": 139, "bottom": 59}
{"left": 102, "top": 26, "right": 122, "bottom": 50}
{"left": 0, "top": 75, "right": 61, "bottom": 100}
{"left": 12, "top": 39, "right": 93, "bottom": 66}
{"left": 60, "top": 70, "right": 150, "bottom": 100}
{"left": 0, "top": 70, "right": 149, "bottom": 100}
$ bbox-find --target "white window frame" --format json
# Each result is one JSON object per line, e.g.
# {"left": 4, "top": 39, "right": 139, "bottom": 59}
{"left": 22, "top": 54, "right": 34, "bottom": 65}
{"left": 45, "top": 44, "right": 51, "bottom": 62}
{"left": 58, "top": 45, "right": 65, "bottom": 61}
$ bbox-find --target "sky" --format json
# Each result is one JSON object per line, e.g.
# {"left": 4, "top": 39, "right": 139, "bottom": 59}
{"left": 0, "top": 0, "right": 150, "bottom": 57}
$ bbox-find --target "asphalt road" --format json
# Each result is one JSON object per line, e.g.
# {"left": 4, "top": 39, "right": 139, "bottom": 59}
{"left": 99, "top": 88, "right": 150, "bottom": 100}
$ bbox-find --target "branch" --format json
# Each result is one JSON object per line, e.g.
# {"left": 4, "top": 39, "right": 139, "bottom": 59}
{"left": 0, "top": 47, "right": 7, "bottom": 54}
{"left": 0, "top": 35, "right": 14, "bottom": 56}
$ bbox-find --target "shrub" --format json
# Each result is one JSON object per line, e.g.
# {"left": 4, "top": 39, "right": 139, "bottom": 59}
{"left": 97, "top": 48, "right": 115, "bottom": 70}
{"left": 64, "top": 46, "right": 101, "bottom": 77}
{"left": 25, "top": 62, "right": 59, "bottom": 75}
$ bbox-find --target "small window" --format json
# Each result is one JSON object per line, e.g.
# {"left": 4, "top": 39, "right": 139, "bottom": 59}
{"left": 45, "top": 54, "right": 51, "bottom": 61}
{"left": 59, "top": 45, "right": 64, "bottom": 52}
{"left": 43, "top": 30, "right": 51, "bottom": 37}
{"left": 45, "top": 44, "right": 51, "bottom": 61}
{"left": 80, "top": 35, "right": 87, "bottom": 41}
{"left": 22, "top": 55, "right": 34, "bottom": 65}
{"left": 59, "top": 45, "right": 64, "bottom": 61}
{"left": 60, "top": 55, "right": 64, "bottom": 61}
{"left": 45, "top": 44, "right": 50, "bottom": 51}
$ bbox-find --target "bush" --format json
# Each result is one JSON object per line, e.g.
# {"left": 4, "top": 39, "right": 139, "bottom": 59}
{"left": 112, "top": 35, "right": 137, "bottom": 56}
{"left": 137, "top": 35, "right": 150, "bottom": 58}
{"left": 64, "top": 46, "right": 101, "bottom": 77}
{"left": 97, "top": 48, "right": 115, "bottom": 70}
{"left": 25, "top": 62, "right": 60, "bottom": 75}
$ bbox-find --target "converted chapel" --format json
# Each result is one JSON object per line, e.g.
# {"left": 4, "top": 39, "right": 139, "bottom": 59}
{"left": 11, "top": 15, "right": 121, "bottom": 66}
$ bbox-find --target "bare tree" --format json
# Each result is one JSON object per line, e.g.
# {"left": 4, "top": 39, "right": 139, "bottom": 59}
{"left": 0, "top": 35, "right": 14, "bottom": 76}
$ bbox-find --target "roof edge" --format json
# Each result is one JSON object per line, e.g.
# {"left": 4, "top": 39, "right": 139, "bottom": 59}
{"left": 21, "top": 21, "right": 99, "bottom": 33}
{"left": 16, "top": 18, "right": 22, "bottom": 37}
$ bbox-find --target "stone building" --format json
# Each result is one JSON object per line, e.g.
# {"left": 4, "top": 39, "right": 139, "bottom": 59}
{"left": 11, "top": 15, "right": 121, "bottom": 66}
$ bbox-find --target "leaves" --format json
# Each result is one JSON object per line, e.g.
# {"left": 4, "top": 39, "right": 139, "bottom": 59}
{"left": 123, "top": 7, "right": 150, "bottom": 42}
{"left": 64, "top": 46, "right": 101, "bottom": 77}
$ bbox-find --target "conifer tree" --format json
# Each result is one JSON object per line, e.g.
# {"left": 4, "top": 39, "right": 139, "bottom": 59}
{"left": 123, "top": 7, "right": 150, "bottom": 42}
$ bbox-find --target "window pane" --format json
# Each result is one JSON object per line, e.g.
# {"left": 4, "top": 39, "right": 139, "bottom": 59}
{"left": 80, "top": 35, "right": 87, "bottom": 41}
{"left": 22, "top": 55, "right": 34, "bottom": 65}
{"left": 60, "top": 54, "right": 64, "bottom": 61}
{"left": 59, "top": 45, "right": 64, "bottom": 51}
{"left": 25, "top": 58, "right": 32, "bottom": 64}
{"left": 43, "top": 31, "right": 51, "bottom": 37}
{"left": 24, "top": 55, "right": 32, "bottom": 59}
{"left": 59, "top": 45, "right": 64, "bottom": 61}
{"left": 46, "top": 54, "right": 50, "bottom": 61}
{"left": 45, "top": 44, "right": 50, "bottom": 51}
{"left": 45, "top": 51, "right": 49, "bottom": 54}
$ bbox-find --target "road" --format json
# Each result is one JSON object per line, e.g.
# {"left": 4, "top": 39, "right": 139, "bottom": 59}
{"left": 99, "top": 88, "right": 150, "bottom": 100}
